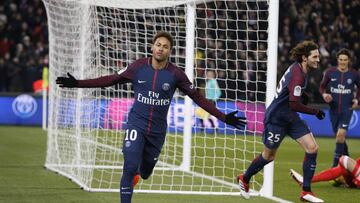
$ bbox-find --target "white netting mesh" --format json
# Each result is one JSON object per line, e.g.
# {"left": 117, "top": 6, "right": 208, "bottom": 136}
{"left": 44, "top": 0, "right": 269, "bottom": 195}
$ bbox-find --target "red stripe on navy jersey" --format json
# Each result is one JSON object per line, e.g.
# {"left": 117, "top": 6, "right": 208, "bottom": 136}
{"left": 146, "top": 68, "right": 159, "bottom": 135}
{"left": 338, "top": 72, "right": 344, "bottom": 113}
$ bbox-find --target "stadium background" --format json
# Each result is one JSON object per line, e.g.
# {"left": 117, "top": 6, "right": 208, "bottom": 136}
{"left": 0, "top": 0, "right": 359, "bottom": 136}
{"left": 0, "top": 1, "right": 360, "bottom": 202}
{"left": 1, "top": 0, "right": 359, "bottom": 101}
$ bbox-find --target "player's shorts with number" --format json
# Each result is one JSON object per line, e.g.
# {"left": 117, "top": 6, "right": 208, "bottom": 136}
{"left": 262, "top": 109, "right": 310, "bottom": 149}
{"left": 122, "top": 123, "right": 166, "bottom": 159}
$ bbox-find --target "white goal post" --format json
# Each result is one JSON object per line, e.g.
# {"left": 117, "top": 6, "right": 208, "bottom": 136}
{"left": 42, "top": 0, "right": 279, "bottom": 200}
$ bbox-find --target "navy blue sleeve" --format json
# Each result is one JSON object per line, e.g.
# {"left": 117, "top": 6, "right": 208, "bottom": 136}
{"left": 288, "top": 67, "right": 304, "bottom": 102}
{"left": 288, "top": 67, "right": 318, "bottom": 115}
{"left": 319, "top": 69, "right": 330, "bottom": 94}
{"left": 77, "top": 63, "right": 136, "bottom": 88}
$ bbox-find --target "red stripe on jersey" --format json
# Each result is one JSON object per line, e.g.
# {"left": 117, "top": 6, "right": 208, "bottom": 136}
{"left": 146, "top": 69, "right": 158, "bottom": 135}
{"left": 338, "top": 72, "right": 344, "bottom": 113}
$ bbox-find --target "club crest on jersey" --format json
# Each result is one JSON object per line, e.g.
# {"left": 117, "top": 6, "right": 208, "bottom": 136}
{"left": 162, "top": 83, "right": 170, "bottom": 91}
{"left": 294, "top": 86, "right": 302, "bottom": 96}
{"left": 347, "top": 78, "right": 352, "bottom": 84}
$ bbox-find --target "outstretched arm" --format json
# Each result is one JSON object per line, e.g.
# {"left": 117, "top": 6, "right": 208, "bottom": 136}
{"left": 56, "top": 66, "right": 134, "bottom": 88}
{"left": 56, "top": 73, "right": 129, "bottom": 88}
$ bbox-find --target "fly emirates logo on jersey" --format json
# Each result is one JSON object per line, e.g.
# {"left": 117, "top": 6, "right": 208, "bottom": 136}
{"left": 137, "top": 91, "right": 170, "bottom": 106}
{"left": 330, "top": 84, "right": 351, "bottom": 94}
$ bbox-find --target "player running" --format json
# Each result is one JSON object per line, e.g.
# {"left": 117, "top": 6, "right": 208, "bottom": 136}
{"left": 290, "top": 155, "right": 360, "bottom": 188}
{"left": 56, "top": 31, "right": 246, "bottom": 203}
{"left": 237, "top": 41, "right": 325, "bottom": 203}
{"left": 319, "top": 48, "right": 360, "bottom": 167}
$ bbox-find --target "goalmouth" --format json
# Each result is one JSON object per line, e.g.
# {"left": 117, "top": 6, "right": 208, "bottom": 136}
{"left": 42, "top": 0, "right": 282, "bottom": 201}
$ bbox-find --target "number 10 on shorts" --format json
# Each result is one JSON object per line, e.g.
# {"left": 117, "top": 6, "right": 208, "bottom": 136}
{"left": 125, "top": 129, "right": 138, "bottom": 141}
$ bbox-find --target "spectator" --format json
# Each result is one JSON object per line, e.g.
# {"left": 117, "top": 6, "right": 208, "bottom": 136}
{"left": 1, "top": 1, "right": 47, "bottom": 93}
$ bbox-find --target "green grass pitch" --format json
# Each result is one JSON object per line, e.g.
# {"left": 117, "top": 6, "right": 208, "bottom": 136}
{"left": 0, "top": 126, "right": 359, "bottom": 203}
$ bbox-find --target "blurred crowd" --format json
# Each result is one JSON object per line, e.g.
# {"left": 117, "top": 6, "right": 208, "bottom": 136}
{"left": 0, "top": 0, "right": 359, "bottom": 104}
{"left": 278, "top": 0, "right": 360, "bottom": 103}
{"left": 0, "top": 0, "right": 48, "bottom": 92}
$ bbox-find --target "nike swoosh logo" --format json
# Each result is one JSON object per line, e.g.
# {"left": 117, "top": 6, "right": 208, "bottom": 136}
{"left": 342, "top": 124, "right": 348, "bottom": 127}
{"left": 138, "top": 80, "right": 146, "bottom": 83}
{"left": 121, "top": 187, "right": 130, "bottom": 190}
{"left": 331, "top": 78, "right": 337, "bottom": 81}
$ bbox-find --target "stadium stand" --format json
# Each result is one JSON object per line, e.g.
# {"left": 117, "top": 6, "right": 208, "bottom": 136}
{"left": 0, "top": 0, "right": 359, "bottom": 104}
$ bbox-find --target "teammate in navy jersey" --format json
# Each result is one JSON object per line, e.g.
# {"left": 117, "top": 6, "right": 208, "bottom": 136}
{"left": 319, "top": 48, "right": 360, "bottom": 168}
{"left": 237, "top": 41, "right": 325, "bottom": 203}
{"left": 56, "top": 31, "right": 246, "bottom": 203}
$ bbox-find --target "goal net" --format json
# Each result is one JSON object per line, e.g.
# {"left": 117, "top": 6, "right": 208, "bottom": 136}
{"left": 43, "top": 0, "right": 276, "bottom": 197}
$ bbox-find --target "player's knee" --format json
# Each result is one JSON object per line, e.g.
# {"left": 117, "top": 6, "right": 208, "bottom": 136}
{"left": 262, "top": 147, "right": 276, "bottom": 161}
{"left": 306, "top": 143, "right": 318, "bottom": 154}
{"left": 339, "top": 155, "right": 349, "bottom": 169}
{"left": 336, "top": 130, "right": 346, "bottom": 142}
{"left": 140, "top": 168, "right": 153, "bottom": 179}
{"left": 262, "top": 152, "right": 275, "bottom": 161}
{"left": 140, "top": 160, "right": 156, "bottom": 179}
{"left": 123, "top": 160, "right": 140, "bottom": 174}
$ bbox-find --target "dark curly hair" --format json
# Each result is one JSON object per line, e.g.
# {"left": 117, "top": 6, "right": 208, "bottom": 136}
{"left": 290, "top": 41, "right": 318, "bottom": 63}
{"left": 152, "top": 31, "right": 174, "bottom": 48}
{"left": 336, "top": 48, "right": 352, "bottom": 59}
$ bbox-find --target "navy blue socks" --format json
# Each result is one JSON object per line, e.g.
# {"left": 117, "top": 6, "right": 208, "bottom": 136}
{"left": 333, "top": 142, "right": 344, "bottom": 167}
{"left": 243, "top": 154, "right": 271, "bottom": 183}
{"left": 302, "top": 152, "right": 317, "bottom": 192}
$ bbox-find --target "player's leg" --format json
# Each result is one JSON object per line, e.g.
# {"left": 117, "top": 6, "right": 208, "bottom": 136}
{"left": 296, "top": 133, "right": 318, "bottom": 191}
{"left": 311, "top": 165, "right": 345, "bottom": 183}
{"left": 289, "top": 118, "right": 316, "bottom": 190}
{"left": 237, "top": 123, "right": 283, "bottom": 199}
{"left": 332, "top": 111, "right": 352, "bottom": 167}
{"left": 290, "top": 118, "right": 323, "bottom": 202}
{"left": 329, "top": 111, "right": 341, "bottom": 167}
{"left": 139, "top": 134, "right": 165, "bottom": 180}
{"left": 343, "top": 141, "right": 349, "bottom": 156}
{"left": 290, "top": 165, "right": 345, "bottom": 184}
{"left": 296, "top": 132, "right": 325, "bottom": 202}
{"left": 333, "top": 128, "right": 347, "bottom": 166}
{"left": 120, "top": 125, "right": 145, "bottom": 203}
{"left": 238, "top": 146, "right": 276, "bottom": 199}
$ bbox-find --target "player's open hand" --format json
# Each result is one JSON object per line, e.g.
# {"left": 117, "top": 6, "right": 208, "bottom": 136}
{"left": 315, "top": 110, "right": 325, "bottom": 120}
{"left": 225, "top": 111, "right": 247, "bottom": 129}
{"left": 351, "top": 98, "right": 359, "bottom": 109}
{"left": 56, "top": 73, "right": 78, "bottom": 88}
{"left": 322, "top": 93, "right": 332, "bottom": 103}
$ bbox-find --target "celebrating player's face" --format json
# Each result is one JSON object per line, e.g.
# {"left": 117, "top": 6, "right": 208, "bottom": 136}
{"left": 152, "top": 37, "right": 171, "bottom": 63}
{"left": 305, "top": 49, "right": 320, "bottom": 69}
{"left": 337, "top": 54, "right": 349, "bottom": 71}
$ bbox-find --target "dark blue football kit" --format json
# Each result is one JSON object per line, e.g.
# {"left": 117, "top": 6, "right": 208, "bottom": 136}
{"left": 320, "top": 67, "right": 360, "bottom": 132}
{"left": 263, "top": 62, "right": 319, "bottom": 149}
{"left": 75, "top": 57, "right": 231, "bottom": 203}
